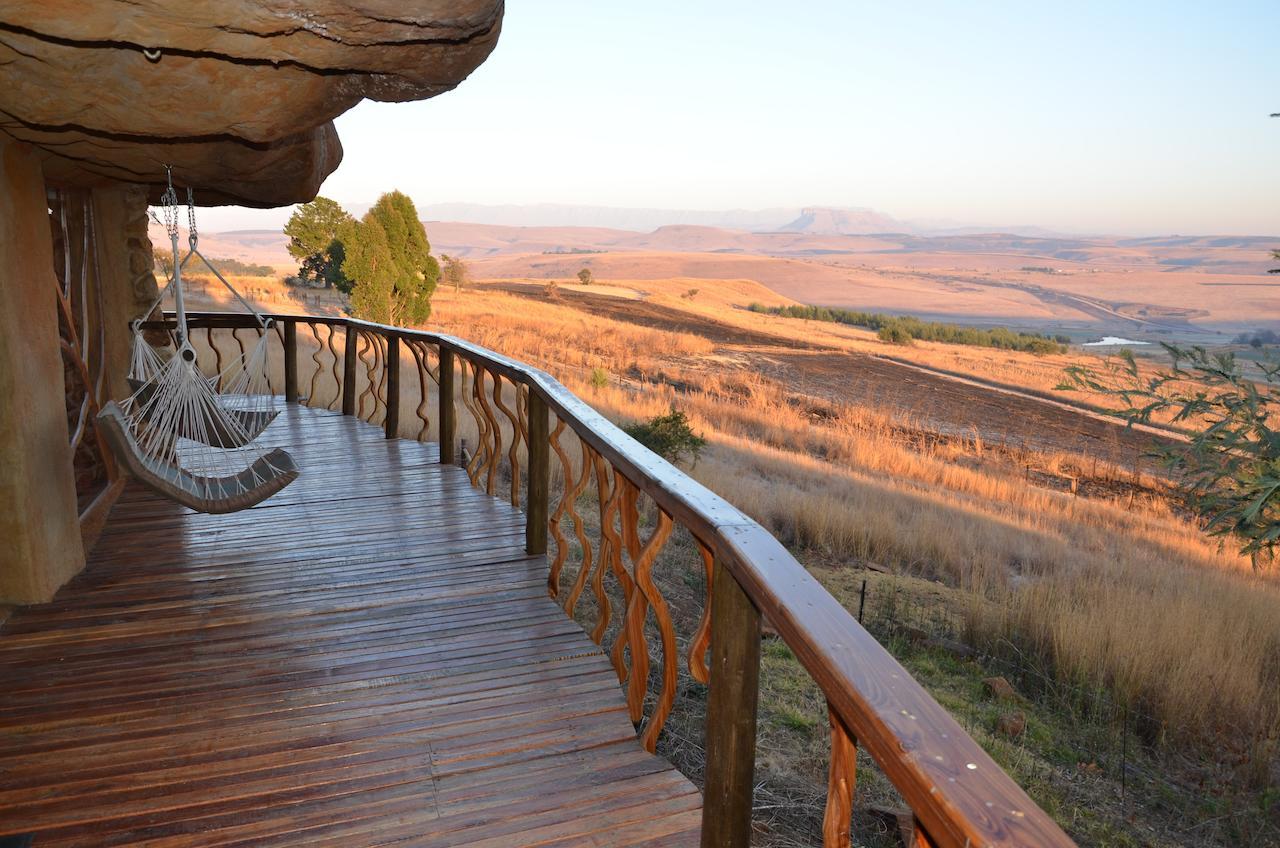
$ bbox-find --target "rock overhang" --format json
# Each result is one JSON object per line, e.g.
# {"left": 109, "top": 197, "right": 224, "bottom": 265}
{"left": 0, "top": 1, "right": 503, "bottom": 206}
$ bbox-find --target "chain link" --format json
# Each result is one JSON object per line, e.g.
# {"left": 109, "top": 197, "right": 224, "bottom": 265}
{"left": 186, "top": 187, "right": 198, "bottom": 249}
{"left": 160, "top": 165, "right": 179, "bottom": 242}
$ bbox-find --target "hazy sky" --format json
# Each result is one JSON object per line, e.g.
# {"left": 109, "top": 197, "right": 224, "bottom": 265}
{"left": 203, "top": 1, "right": 1279, "bottom": 235}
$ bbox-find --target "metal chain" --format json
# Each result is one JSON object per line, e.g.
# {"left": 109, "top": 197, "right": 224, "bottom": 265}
{"left": 186, "top": 187, "right": 198, "bottom": 249}
{"left": 160, "top": 165, "right": 179, "bottom": 242}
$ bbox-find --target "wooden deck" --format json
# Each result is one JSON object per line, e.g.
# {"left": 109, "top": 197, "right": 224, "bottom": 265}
{"left": 0, "top": 406, "right": 702, "bottom": 846}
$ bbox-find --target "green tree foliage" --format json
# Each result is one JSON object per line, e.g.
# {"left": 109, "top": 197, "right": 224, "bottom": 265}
{"left": 577, "top": 267, "right": 593, "bottom": 286}
{"left": 623, "top": 407, "right": 707, "bottom": 467}
{"left": 877, "top": 323, "right": 914, "bottom": 345}
{"left": 341, "top": 191, "right": 441, "bottom": 325}
{"left": 442, "top": 254, "right": 470, "bottom": 293}
{"left": 284, "top": 197, "right": 354, "bottom": 291}
{"left": 1270, "top": 248, "right": 1279, "bottom": 275}
{"left": 339, "top": 216, "right": 396, "bottom": 323}
{"left": 747, "top": 302, "right": 1066, "bottom": 355}
{"left": 1063, "top": 346, "right": 1280, "bottom": 568}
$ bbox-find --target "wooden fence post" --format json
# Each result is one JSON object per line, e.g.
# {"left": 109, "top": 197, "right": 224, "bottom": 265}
{"left": 342, "top": 325, "right": 358, "bottom": 417}
{"left": 283, "top": 320, "right": 298, "bottom": 405}
{"left": 700, "top": 558, "right": 761, "bottom": 848}
{"left": 526, "top": 389, "right": 550, "bottom": 555}
{"left": 438, "top": 347, "right": 456, "bottom": 465}
{"left": 384, "top": 335, "right": 400, "bottom": 439}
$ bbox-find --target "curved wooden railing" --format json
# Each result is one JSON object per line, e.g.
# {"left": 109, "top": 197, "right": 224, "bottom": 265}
{"left": 155, "top": 311, "right": 1076, "bottom": 848}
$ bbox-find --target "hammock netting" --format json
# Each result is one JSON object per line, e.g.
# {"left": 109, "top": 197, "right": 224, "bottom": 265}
{"left": 96, "top": 173, "right": 299, "bottom": 513}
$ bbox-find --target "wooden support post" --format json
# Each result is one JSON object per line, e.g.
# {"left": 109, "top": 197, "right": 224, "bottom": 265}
{"left": 283, "top": 320, "right": 298, "bottom": 404}
{"left": 526, "top": 389, "right": 550, "bottom": 555}
{"left": 385, "top": 335, "right": 400, "bottom": 439}
{"left": 700, "top": 558, "right": 761, "bottom": 848}
{"left": 342, "top": 326, "right": 358, "bottom": 417}
{"left": 438, "top": 347, "right": 456, "bottom": 465}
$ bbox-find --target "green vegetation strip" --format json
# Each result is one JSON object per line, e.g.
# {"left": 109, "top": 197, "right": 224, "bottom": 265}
{"left": 747, "top": 303, "right": 1069, "bottom": 354}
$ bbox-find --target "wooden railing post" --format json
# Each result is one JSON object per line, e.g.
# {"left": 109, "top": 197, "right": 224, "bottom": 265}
{"left": 385, "top": 334, "right": 400, "bottom": 439}
{"left": 283, "top": 320, "right": 298, "bottom": 404}
{"left": 526, "top": 389, "right": 550, "bottom": 555}
{"left": 701, "top": 557, "right": 761, "bottom": 848}
{"left": 438, "top": 347, "right": 456, "bottom": 465}
{"left": 342, "top": 326, "right": 358, "bottom": 417}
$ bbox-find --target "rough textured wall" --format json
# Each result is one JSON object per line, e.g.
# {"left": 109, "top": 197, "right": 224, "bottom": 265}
{"left": 0, "top": 1, "right": 504, "bottom": 205}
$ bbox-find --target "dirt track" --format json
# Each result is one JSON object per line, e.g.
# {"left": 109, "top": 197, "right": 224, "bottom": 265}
{"left": 513, "top": 288, "right": 1171, "bottom": 465}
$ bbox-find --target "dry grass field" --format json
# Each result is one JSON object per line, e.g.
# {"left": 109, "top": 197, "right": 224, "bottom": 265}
{"left": 185, "top": 250, "right": 1280, "bottom": 845}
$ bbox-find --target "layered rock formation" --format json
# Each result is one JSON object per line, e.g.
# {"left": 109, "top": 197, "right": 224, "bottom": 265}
{"left": 0, "top": 1, "right": 503, "bottom": 205}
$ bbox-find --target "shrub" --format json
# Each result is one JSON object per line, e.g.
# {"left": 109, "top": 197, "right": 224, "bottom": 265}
{"left": 622, "top": 407, "right": 707, "bottom": 467}
{"left": 589, "top": 366, "right": 608, "bottom": 389}
{"left": 1064, "top": 345, "right": 1280, "bottom": 568}
{"left": 577, "top": 267, "right": 593, "bottom": 286}
{"left": 877, "top": 323, "right": 913, "bottom": 345}
{"left": 752, "top": 302, "right": 1067, "bottom": 354}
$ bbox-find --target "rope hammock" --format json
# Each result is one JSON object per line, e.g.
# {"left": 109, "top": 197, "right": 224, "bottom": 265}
{"left": 96, "top": 170, "right": 299, "bottom": 514}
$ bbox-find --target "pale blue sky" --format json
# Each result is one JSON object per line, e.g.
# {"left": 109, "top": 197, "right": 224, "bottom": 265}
{"left": 205, "top": 1, "right": 1279, "bottom": 235}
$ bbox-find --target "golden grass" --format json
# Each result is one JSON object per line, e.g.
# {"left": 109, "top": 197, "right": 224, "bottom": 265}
{"left": 187, "top": 277, "right": 1280, "bottom": 750}
{"left": 424, "top": 284, "right": 1280, "bottom": 750}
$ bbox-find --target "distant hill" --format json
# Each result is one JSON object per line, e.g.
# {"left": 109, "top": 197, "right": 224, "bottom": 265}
{"left": 778, "top": 206, "right": 911, "bottom": 235}
{"left": 419, "top": 202, "right": 800, "bottom": 232}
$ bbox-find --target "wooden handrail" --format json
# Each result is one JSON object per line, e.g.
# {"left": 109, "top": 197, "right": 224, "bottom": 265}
{"left": 152, "top": 311, "right": 1077, "bottom": 848}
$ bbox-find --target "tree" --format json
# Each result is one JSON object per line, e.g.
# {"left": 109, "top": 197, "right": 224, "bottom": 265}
{"left": 339, "top": 216, "right": 396, "bottom": 323}
{"left": 623, "top": 407, "right": 707, "bottom": 467}
{"left": 577, "top": 267, "right": 593, "bottom": 286}
{"left": 441, "top": 254, "right": 470, "bottom": 293}
{"left": 1063, "top": 346, "right": 1280, "bottom": 569}
{"left": 1270, "top": 249, "right": 1279, "bottom": 275}
{"left": 341, "top": 191, "right": 440, "bottom": 325}
{"left": 284, "top": 197, "right": 353, "bottom": 291}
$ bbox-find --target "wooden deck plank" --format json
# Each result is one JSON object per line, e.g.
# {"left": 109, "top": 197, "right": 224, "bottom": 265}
{"left": 0, "top": 405, "right": 701, "bottom": 846}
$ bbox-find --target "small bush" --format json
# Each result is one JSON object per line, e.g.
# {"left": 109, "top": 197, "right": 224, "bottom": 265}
{"left": 682, "top": 288, "right": 700, "bottom": 300}
{"left": 589, "top": 366, "right": 609, "bottom": 389}
{"left": 622, "top": 407, "right": 707, "bottom": 467}
{"left": 544, "top": 280, "right": 560, "bottom": 299}
{"left": 878, "top": 323, "right": 914, "bottom": 345}
{"left": 577, "top": 268, "right": 593, "bottom": 286}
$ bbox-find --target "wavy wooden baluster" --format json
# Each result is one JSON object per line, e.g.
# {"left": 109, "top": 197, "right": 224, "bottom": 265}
{"left": 371, "top": 332, "right": 388, "bottom": 422}
{"left": 591, "top": 454, "right": 624, "bottom": 656}
{"left": 823, "top": 703, "right": 858, "bottom": 848}
{"left": 324, "top": 323, "right": 343, "bottom": 410}
{"left": 461, "top": 360, "right": 487, "bottom": 485}
{"left": 407, "top": 340, "right": 432, "bottom": 441}
{"left": 230, "top": 327, "right": 248, "bottom": 388}
{"left": 559, "top": 439, "right": 597, "bottom": 616}
{"left": 548, "top": 419, "right": 592, "bottom": 600}
{"left": 304, "top": 323, "right": 326, "bottom": 408}
{"left": 632, "top": 512, "right": 677, "bottom": 751}
{"left": 517, "top": 384, "right": 530, "bottom": 451}
{"left": 547, "top": 417, "right": 571, "bottom": 596}
{"left": 207, "top": 326, "right": 224, "bottom": 389}
{"left": 490, "top": 371, "right": 522, "bottom": 508}
{"left": 474, "top": 367, "right": 502, "bottom": 495}
{"left": 517, "top": 382, "right": 531, "bottom": 488}
{"left": 615, "top": 481, "right": 652, "bottom": 725}
{"left": 268, "top": 324, "right": 284, "bottom": 395}
{"left": 356, "top": 331, "right": 384, "bottom": 423}
{"left": 688, "top": 538, "right": 715, "bottom": 684}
